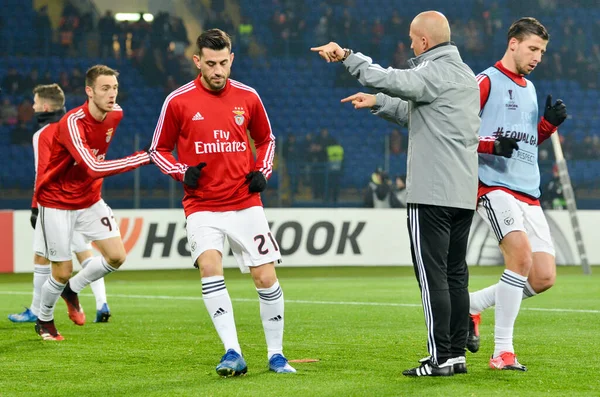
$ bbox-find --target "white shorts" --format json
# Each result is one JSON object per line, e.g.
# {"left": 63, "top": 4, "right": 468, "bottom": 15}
{"left": 477, "top": 190, "right": 555, "bottom": 256}
{"left": 32, "top": 230, "right": 92, "bottom": 257}
{"left": 71, "top": 232, "right": 93, "bottom": 253}
{"left": 186, "top": 206, "right": 282, "bottom": 273}
{"left": 34, "top": 199, "right": 120, "bottom": 261}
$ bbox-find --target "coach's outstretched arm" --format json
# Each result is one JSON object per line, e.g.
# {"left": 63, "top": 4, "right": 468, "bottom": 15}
{"left": 311, "top": 42, "right": 441, "bottom": 103}
{"left": 341, "top": 92, "right": 409, "bottom": 127}
{"left": 61, "top": 115, "right": 150, "bottom": 179}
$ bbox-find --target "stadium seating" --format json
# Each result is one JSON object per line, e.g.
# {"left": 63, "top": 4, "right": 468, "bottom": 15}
{"left": 1, "top": 0, "right": 600, "bottom": 206}
{"left": 234, "top": 0, "right": 600, "bottom": 192}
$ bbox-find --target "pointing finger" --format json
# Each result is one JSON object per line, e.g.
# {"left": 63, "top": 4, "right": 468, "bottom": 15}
{"left": 341, "top": 94, "right": 359, "bottom": 103}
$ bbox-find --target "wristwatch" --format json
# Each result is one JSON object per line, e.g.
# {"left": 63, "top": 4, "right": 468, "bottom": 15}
{"left": 342, "top": 48, "right": 352, "bottom": 61}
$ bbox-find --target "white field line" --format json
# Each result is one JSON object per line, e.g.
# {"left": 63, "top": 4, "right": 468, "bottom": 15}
{"left": 1, "top": 290, "right": 599, "bottom": 314}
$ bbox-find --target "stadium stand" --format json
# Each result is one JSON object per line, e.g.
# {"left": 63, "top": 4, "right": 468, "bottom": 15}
{"left": 1, "top": 0, "right": 599, "bottom": 208}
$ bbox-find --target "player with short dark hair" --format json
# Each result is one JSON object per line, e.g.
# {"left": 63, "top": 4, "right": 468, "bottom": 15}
{"left": 33, "top": 65, "right": 150, "bottom": 340}
{"left": 149, "top": 29, "right": 295, "bottom": 376}
{"left": 469, "top": 17, "right": 568, "bottom": 371}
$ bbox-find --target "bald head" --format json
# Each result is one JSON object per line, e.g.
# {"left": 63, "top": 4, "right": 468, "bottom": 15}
{"left": 409, "top": 11, "right": 451, "bottom": 56}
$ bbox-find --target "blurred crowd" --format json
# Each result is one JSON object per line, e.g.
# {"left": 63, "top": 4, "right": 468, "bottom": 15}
{"left": 0, "top": 64, "right": 131, "bottom": 145}
{"left": 3, "top": 0, "right": 600, "bottom": 203}
{"left": 363, "top": 168, "right": 407, "bottom": 208}
{"left": 256, "top": 0, "right": 600, "bottom": 197}
{"left": 256, "top": 0, "right": 600, "bottom": 94}
{"left": 266, "top": 2, "right": 501, "bottom": 62}
{"left": 22, "top": 0, "right": 600, "bottom": 92}
{"left": 31, "top": 2, "right": 193, "bottom": 88}
{"left": 282, "top": 128, "right": 344, "bottom": 203}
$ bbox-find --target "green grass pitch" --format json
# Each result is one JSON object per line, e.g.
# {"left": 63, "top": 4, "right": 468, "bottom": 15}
{"left": 1, "top": 266, "right": 599, "bottom": 396}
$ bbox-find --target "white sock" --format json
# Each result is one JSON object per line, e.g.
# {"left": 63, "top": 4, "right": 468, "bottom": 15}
{"left": 81, "top": 258, "right": 108, "bottom": 310}
{"left": 494, "top": 269, "right": 527, "bottom": 358}
{"left": 69, "top": 256, "right": 116, "bottom": 293}
{"left": 202, "top": 276, "right": 241, "bottom": 354}
{"left": 30, "top": 264, "right": 51, "bottom": 316}
{"left": 469, "top": 284, "right": 497, "bottom": 314}
{"left": 90, "top": 278, "right": 108, "bottom": 310}
{"left": 522, "top": 281, "right": 537, "bottom": 300}
{"left": 470, "top": 279, "right": 538, "bottom": 316}
{"left": 38, "top": 275, "right": 66, "bottom": 322}
{"left": 257, "top": 280, "right": 284, "bottom": 360}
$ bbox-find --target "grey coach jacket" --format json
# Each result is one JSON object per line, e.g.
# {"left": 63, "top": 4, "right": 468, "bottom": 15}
{"left": 343, "top": 43, "right": 480, "bottom": 210}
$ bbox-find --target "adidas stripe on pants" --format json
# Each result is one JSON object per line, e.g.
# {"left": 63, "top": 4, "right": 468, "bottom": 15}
{"left": 407, "top": 203, "right": 474, "bottom": 365}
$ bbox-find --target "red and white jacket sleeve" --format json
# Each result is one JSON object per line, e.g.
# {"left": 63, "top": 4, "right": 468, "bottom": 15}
{"left": 149, "top": 98, "right": 188, "bottom": 182}
{"left": 62, "top": 115, "right": 150, "bottom": 179}
{"left": 537, "top": 116, "right": 557, "bottom": 145}
{"left": 248, "top": 93, "right": 275, "bottom": 179}
{"left": 476, "top": 75, "right": 496, "bottom": 155}
{"left": 31, "top": 128, "right": 52, "bottom": 208}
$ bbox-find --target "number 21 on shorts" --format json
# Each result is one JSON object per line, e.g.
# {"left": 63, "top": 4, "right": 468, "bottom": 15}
{"left": 254, "top": 232, "right": 279, "bottom": 255}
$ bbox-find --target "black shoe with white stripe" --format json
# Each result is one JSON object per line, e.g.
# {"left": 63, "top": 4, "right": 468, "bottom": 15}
{"left": 403, "top": 358, "right": 454, "bottom": 377}
{"left": 415, "top": 356, "right": 466, "bottom": 375}
{"left": 448, "top": 356, "right": 467, "bottom": 374}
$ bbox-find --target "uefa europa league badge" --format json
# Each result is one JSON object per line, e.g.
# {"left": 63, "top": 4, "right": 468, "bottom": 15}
{"left": 232, "top": 107, "right": 245, "bottom": 126}
{"left": 106, "top": 128, "right": 114, "bottom": 143}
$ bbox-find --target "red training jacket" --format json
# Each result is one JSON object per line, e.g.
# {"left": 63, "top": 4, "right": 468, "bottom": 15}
{"left": 150, "top": 76, "right": 275, "bottom": 217}
{"left": 36, "top": 101, "right": 150, "bottom": 210}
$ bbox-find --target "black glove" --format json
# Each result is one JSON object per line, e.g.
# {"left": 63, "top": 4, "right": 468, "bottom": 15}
{"left": 183, "top": 163, "right": 207, "bottom": 188}
{"left": 544, "top": 94, "right": 567, "bottom": 127}
{"left": 246, "top": 171, "right": 267, "bottom": 193}
{"left": 142, "top": 143, "right": 154, "bottom": 163}
{"left": 30, "top": 207, "right": 39, "bottom": 229}
{"left": 493, "top": 136, "right": 519, "bottom": 158}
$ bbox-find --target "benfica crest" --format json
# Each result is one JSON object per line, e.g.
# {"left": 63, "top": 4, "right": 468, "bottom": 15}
{"left": 232, "top": 107, "right": 245, "bottom": 126}
{"left": 106, "top": 128, "right": 114, "bottom": 143}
